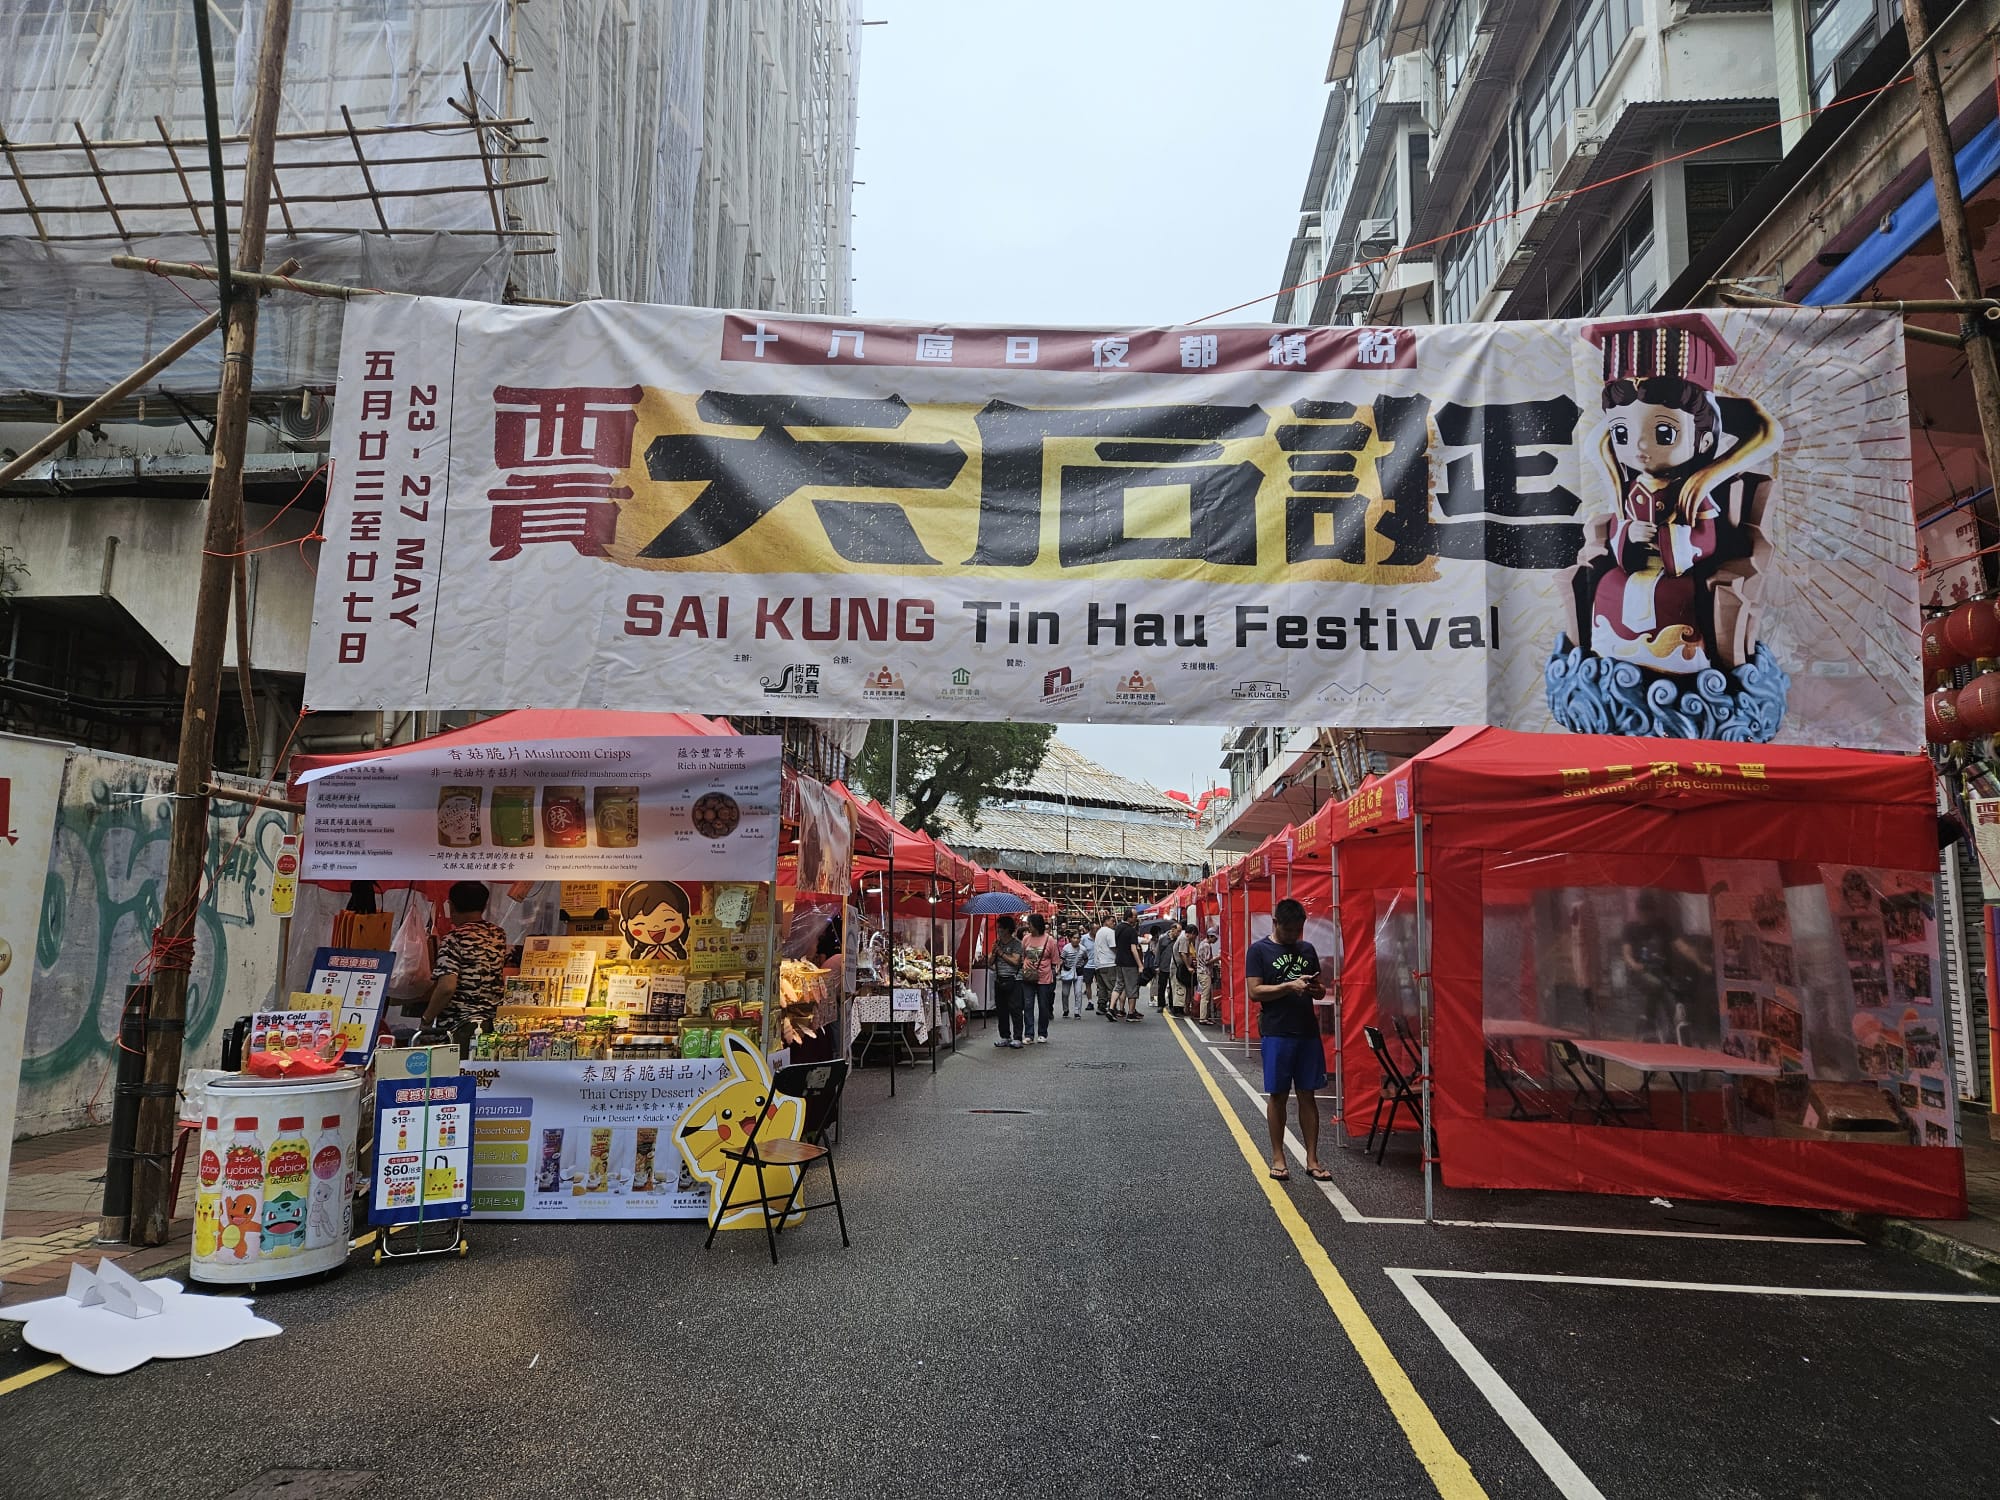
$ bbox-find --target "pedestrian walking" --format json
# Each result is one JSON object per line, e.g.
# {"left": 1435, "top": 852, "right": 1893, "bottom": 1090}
{"left": 1021, "top": 913, "right": 1058, "bottom": 1042}
{"left": 1078, "top": 923, "right": 1099, "bottom": 1012}
{"left": 992, "top": 915, "right": 1026, "bottom": 1050}
{"left": 1171, "top": 921, "right": 1197, "bottom": 1016}
{"left": 1093, "top": 912, "right": 1119, "bottom": 1019}
{"left": 1197, "top": 925, "right": 1219, "bottom": 1024}
{"left": 1059, "top": 929, "right": 1084, "bottom": 1016}
{"left": 1246, "top": 897, "right": 1330, "bottom": 1182}
{"left": 1113, "top": 906, "right": 1142, "bottom": 1020}
{"left": 1150, "top": 929, "right": 1171, "bottom": 1011}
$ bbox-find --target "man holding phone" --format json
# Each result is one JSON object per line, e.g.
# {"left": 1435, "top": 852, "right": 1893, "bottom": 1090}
{"left": 1245, "top": 898, "right": 1330, "bottom": 1183}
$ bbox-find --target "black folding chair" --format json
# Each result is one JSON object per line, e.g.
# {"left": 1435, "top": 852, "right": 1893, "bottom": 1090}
{"left": 1485, "top": 1045, "right": 1556, "bottom": 1121}
{"left": 703, "top": 1060, "right": 851, "bottom": 1265}
{"left": 1552, "top": 1040, "right": 1649, "bottom": 1127}
{"left": 1363, "top": 1025, "right": 1425, "bottom": 1164}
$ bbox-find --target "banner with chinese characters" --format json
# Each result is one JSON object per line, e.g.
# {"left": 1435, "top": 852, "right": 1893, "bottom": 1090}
{"left": 305, "top": 299, "right": 1919, "bottom": 748}
{"left": 299, "top": 734, "right": 779, "bottom": 882}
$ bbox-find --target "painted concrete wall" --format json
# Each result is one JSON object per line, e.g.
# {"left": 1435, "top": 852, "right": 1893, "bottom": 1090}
{"left": 14, "top": 749, "right": 286, "bottom": 1139}
{"left": 0, "top": 492, "right": 317, "bottom": 673}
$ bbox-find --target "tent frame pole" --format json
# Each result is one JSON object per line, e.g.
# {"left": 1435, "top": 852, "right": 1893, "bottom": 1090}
{"left": 1331, "top": 851, "right": 1345, "bottom": 1152}
{"left": 1413, "top": 813, "right": 1434, "bottom": 1224}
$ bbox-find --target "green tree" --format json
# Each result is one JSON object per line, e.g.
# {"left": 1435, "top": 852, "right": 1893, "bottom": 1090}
{"left": 852, "top": 720, "right": 1054, "bottom": 834}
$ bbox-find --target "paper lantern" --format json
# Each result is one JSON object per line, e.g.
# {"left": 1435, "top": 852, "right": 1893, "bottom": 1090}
{"left": 1922, "top": 615, "right": 1960, "bottom": 682}
{"left": 1926, "top": 686, "right": 1964, "bottom": 743}
{"left": 1954, "top": 673, "right": 2000, "bottom": 737}
{"left": 1944, "top": 599, "right": 2000, "bottom": 664}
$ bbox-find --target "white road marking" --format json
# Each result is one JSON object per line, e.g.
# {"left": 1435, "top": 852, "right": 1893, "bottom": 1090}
{"left": 1386, "top": 1268, "right": 1606, "bottom": 1500}
{"left": 1198, "top": 1028, "right": 1858, "bottom": 1245}
{"left": 1394, "top": 1268, "right": 2000, "bottom": 1303}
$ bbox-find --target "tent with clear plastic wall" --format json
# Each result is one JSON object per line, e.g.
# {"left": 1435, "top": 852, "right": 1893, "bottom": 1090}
{"left": 1322, "top": 726, "right": 1966, "bottom": 1222}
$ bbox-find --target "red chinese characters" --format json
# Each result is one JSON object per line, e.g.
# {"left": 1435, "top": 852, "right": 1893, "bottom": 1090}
{"left": 487, "top": 385, "right": 643, "bottom": 560}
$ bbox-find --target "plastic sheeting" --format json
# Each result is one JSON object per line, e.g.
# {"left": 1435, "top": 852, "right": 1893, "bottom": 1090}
{"left": 0, "top": 1, "right": 859, "bottom": 312}
{"left": 0, "top": 230, "right": 510, "bottom": 399}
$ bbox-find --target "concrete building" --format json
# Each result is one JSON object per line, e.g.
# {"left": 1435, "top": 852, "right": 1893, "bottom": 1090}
{"left": 0, "top": 0, "right": 861, "bottom": 765}
{"left": 1229, "top": 1, "right": 1790, "bottom": 856}
{"left": 1658, "top": 0, "right": 1998, "bottom": 1123}
{"left": 1275, "top": 0, "right": 1782, "bottom": 329}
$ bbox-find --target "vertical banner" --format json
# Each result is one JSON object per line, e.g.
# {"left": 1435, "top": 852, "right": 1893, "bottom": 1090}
{"left": 0, "top": 736, "right": 67, "bottom": 1233}
{"left": 305, "top": 299, "right": 1919, "bottom": 749}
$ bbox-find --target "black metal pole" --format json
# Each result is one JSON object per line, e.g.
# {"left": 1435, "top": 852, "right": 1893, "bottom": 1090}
{"left": 189, "top": 0, "right": 234, "bottom": 313}
{"left": 96, "top": 987, "right": 151, "bottom": 1243}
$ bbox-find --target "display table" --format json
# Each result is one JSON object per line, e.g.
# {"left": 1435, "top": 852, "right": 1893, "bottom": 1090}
{"left": 1571, "top": 1039, "right": 1779, "bottom": 1131}
{"left": 466, "top": 1058, "right": 730, "bottom": 1221}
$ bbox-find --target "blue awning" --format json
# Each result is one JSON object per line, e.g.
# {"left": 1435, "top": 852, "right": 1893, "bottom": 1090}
{"left": 1805, "top": 116, "right": 2000, "bottom": 304}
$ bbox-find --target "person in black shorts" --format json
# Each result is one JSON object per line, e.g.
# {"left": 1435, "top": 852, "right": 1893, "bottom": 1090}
{"left": 1245, "top": 897, "right": 1329, "bottom": 1182}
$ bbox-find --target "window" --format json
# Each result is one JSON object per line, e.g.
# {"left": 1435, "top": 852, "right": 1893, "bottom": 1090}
{"left": 1431, "top": 0, "right": 1482, "bottom": 124}
{"left": 1440, "top": 136, "right": 1513, "bottom": 323}
{"left": 1515, "top": 0, "right": 1644, "bottom": 187}
{"left": 1683, "top": 160, "right": 1772, "bottom": 261}
{"left": 1807, "top": 0, "right": 1893, "bottom": 109}
{"left": 1574, "top": 196, "right": 1656, "bottom": 317}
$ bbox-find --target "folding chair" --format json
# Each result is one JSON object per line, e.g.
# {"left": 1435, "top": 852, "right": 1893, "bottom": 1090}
{"left": 703, "top": 1060, "right": 852, "bottom": 1266}
{"left": 1363, "top": 1025, "right": 1425, "bottom": 1164}
{"left": 1485, "top": 1045, "right": 1555, "bottom": 1122}
{"left": 1391, "top": 1017, "right": 1424, "bottom": 1076}
{"left": 1552, "top": 1040, "right": 1649, "bottom": 1127}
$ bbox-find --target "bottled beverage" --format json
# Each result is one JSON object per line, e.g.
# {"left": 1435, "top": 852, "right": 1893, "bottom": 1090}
{"left": 221, "top": 1116, "right": 265, "bottom": 1261}
{"left": 306, "top": 1115, "right": 347, "bottom": 1250}
{"left": 262, "top": 1116, "right": 311, "bottom": 1257}
{"left": 194, "top": 1116, "right": 223, "bottom": 1258}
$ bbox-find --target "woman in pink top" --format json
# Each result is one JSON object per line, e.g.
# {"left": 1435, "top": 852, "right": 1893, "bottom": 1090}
{"left": 1020, "top": 914, "right": 1059, "bottom": 1043}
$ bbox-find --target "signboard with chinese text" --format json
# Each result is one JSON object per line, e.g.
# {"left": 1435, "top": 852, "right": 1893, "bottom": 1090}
{"left": 370, "top": 1072, "right": 472, "bottom": 1227}
{"left": 299, "top": 735, "right": 780, "bottom": 883}
{"left": 465, "top": 1057, "right": 731, "bottom": 1220}
{"left": 305, "top": 947, "right": 394, "bottom": 1063}
{"left": 305, "top": 299, "right": 1919, "bottom": 749}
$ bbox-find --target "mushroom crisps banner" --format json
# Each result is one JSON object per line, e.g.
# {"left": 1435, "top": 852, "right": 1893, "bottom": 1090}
{"left": 305, "top": 297, "right": 1919, "bottom": 748}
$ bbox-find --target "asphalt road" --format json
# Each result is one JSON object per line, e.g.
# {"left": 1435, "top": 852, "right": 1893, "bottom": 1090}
{"left": 5, "top": 1007, "right": 1996, "bottom": 1500}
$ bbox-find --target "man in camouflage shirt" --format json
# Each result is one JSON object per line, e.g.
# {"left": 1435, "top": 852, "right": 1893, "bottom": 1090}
{"left": 422, "top": 881, "right": 510, "bottom": 1050}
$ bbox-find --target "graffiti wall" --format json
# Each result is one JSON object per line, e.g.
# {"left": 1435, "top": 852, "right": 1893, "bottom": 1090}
{"left": 16, "top": 750, "right": 286, "bottom": 1139}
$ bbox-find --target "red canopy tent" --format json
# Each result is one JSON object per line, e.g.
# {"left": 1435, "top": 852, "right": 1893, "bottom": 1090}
{"left": 290, "top": 709, "right": 733, "bottom": 785}
{"left": 1328, "top": 726, "right": 1964, "bottom": 1219}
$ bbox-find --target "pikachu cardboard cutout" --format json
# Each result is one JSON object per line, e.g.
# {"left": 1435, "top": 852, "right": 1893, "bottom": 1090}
{"left": 676, "top": 1032, "right": 806, "bottom": 1230}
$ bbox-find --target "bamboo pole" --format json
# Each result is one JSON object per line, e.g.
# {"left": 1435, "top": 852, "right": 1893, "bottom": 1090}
{"left": 202, "top": 782, "right": 304, "bottom": 817}
{"left": 1901, "top": 0, "right": 2000, "bottom": 490}
{"left": 1715, "top": 287, "right": 1979, "bottom": 348}
{"left": 0, "top": 313, "right": 221, "bottom": 486}
{"left": 127, "top": 0, "right": 295, "bottom": 1249}
{"left": 112, "top": 254, "right": 377, "bottom": 300}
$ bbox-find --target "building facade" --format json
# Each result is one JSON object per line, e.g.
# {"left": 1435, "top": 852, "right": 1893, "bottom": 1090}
{"left": 0, "top": 0, "right": 860, "bottom": 766}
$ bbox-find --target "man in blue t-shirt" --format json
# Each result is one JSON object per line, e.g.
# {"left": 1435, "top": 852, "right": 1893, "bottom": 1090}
{"left": 1245, "top": 897, "right": 1329, "bottom": 1183}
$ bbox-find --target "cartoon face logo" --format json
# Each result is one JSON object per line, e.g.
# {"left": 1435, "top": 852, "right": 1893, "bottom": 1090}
{"left": 627, "top": 902, "right": 684, "bottom": 951}
{"left": 1607, "top": 396, "right": 1716, "bottom": 477}
{"left": 675, "top": 1032, "right": 805, "bottom": 1230}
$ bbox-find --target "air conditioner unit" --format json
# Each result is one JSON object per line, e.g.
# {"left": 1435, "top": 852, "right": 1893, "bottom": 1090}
{"left": 1385, "top": 51, "right": 1430, "bottom": 114}
{"left": 273, "top": 391, "right": 333, "bottom": 451}
{"left": 1550, "top": 107, "right": 1601, "bottom": 192}
{"left": 1354, "top": 216, "right": 1397, "bottom": 258}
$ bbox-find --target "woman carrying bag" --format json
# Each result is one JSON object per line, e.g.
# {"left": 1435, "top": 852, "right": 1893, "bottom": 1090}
{"left": 1021, "top": 913, "right": 1059, "bottom": 1043}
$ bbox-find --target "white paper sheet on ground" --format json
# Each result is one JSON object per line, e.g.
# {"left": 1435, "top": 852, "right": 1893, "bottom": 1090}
{"left": 0, "top": 1273, "right": 280, "bottom": 1375}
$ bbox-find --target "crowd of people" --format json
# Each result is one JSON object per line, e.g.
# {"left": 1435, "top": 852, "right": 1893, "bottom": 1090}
{"left": 987, "top": 904, "right": 1223, "bottom": 1048}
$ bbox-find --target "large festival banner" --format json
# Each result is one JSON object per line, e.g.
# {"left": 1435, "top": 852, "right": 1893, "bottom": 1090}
{"left": 304, "top": 299, "right": 1918, "bottom": 748}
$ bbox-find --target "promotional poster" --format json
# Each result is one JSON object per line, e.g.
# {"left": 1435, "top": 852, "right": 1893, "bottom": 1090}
{"left": 304, "top": 298, "right": 1918, "bottom": 748}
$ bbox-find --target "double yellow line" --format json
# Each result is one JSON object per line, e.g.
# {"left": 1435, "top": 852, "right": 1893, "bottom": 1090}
{"left": 1164, "top": 1014, "right": 1486, "bottom": 1500}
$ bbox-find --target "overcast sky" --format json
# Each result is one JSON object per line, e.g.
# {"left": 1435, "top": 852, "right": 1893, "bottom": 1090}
{"left": 851, "top": 0, "right": 1332, "bottom": 797}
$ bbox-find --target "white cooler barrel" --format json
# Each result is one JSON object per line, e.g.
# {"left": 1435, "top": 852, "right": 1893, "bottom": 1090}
{"left": 190, "top": 1070, "right": 364, "bottom": 1284}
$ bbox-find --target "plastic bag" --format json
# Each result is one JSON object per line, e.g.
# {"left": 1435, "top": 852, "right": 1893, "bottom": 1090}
{"left": 387, "top": 897, "right": 435, "bottom": 1001}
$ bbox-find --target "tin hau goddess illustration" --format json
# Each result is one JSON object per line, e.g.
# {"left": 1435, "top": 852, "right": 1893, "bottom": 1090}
{"left": 1546, "top": 313, "right": 1789, "bottom": 740}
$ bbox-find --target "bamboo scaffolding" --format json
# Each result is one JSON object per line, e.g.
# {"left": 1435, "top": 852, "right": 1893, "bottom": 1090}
{"left": 111, "top": 254, "right": 378, "bottom": 300}
{"left": 1714, "top": 288, "right": 1974, "bottom": 349}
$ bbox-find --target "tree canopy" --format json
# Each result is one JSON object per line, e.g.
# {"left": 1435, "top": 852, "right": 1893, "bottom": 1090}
{"left": 852, "top": 720, "right": 1054, "bottom": 835}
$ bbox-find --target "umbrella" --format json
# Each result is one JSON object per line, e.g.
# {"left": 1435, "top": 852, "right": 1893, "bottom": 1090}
{"left": 1140, "top": 917, "right": 1179, "bottom": 936}
{"left": 962, "top": 891, "right": 1031, "bottom": 915}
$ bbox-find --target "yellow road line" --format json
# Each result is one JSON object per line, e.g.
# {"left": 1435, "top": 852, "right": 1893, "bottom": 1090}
{"left": 0, "top": 1358, "right": 67, "bottom": 1395}
{"left": 1165, "top": 1014, "right": 1487, "bottom": 1500}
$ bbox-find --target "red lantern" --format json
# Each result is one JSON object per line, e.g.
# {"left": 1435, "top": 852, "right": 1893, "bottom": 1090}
{"left": 1922, "top": 615, "right": 1961, "bottom": 684}
{"left": 1956, "top": 672, "right": 2000, "bottom": 737}
{"left": 1944, "top": 599, "right": 2000, "bottom": 664}
{"left": 1927, "top": 685, "right": 1964, "bottom": 743}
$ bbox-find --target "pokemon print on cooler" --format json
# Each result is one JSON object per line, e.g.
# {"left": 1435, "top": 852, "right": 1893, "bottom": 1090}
{"left": 675, "top": 1032, "right": 805, "bottom": 1231}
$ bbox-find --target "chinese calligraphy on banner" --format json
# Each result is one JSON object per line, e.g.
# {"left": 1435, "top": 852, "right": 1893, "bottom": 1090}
{"left": 305, "top": 299, "right": 1919, "bottom": 748}
{"left": 299, "top": 735, "right": 780, "bottom": 882}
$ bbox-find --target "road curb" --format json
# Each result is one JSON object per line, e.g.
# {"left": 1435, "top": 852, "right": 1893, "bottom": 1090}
{"left": 1828, "top": 1211, "right": 2000, "bottom": 1287}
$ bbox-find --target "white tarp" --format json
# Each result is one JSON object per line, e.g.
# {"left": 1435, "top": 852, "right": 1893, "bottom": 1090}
{"left": 304, "top": 297, "right": 1919, "bottom": 748}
